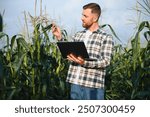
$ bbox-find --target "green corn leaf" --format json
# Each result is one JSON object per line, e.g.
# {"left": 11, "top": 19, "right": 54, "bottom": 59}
{"left": 43, "top": 24, "right": 53, "bottom": 32}
{"left": 101, "top": 24, "right": 121, "bottom": 42}
{"left": 42, "top": 84, "right": 47, "bottom": 97}
{"left": 9, "top": 53, "right": 26, "bottom": 72}
{"left": 11, "top": 35, "right": 17, "bottom": 50}
{"left": 17, "top": 37, "right": 29, "bottom": 51}
{"left": 144, "top": 31, "right": 150, "bottom": 41}
{"left": 0, "top": 32, "right": 9, "bottom": 49}
{"left": 138, "top": 21, "right": 149, "bottom": 32}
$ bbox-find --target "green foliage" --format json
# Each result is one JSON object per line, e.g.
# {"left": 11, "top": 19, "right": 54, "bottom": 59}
{"left": 0, "top": 0, "right": 149, "bottom": 100}
{"left": 105, "top": 21, "right": 150, "bottom": 99}
{"left": 1, "top": 20, "right": 149, "bottom": 100}
{"left": 0, "top": 23, "right": 69, "bottom": 99}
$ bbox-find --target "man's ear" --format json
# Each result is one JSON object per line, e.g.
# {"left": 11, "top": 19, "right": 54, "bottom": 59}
{"left": 93, "top": 18, "right": 98, "bottom": 23}
{"left": 94, "top": 18, "right": 97, "bottom": 22}
{"left": 93, "top": 14, "right": 98, "bottom": 22}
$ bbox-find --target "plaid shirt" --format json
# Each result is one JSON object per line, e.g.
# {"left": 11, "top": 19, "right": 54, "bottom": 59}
{"left": 66, "top": 28, "right": 114, "bottom": 89}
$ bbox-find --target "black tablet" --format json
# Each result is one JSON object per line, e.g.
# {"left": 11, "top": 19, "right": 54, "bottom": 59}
{"left": 57, "top": 42, "right": 89, "bottom": 59}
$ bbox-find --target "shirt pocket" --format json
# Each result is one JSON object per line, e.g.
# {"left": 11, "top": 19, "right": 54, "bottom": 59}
{"left": 86, "top": 40, "right": 101, "bottom": 59}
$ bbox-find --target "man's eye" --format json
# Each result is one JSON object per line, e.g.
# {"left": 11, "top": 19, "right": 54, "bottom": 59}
{"left": 84, "top": 15, "right": 87, "bottom": 18}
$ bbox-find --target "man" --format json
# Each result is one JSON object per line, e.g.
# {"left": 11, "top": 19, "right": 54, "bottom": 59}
{"left": 52, "top": 3, "right": 113, "bottom": 100}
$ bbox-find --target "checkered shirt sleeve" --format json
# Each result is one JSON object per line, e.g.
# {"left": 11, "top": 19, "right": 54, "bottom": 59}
{"left": 83, "top": 34, "right": 113, "bottom": 68}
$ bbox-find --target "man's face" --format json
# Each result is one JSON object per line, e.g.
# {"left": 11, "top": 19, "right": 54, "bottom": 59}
{"left": 81, "top": 8, "right": 96, "bottom": 29}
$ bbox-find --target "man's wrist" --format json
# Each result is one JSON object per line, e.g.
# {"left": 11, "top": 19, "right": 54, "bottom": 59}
{"left": 56, "top": 35, "right": 62, "bottom": 40}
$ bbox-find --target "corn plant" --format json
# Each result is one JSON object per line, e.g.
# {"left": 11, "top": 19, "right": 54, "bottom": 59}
{"left": 105, "top": 0, "right": 150, "bottom": 100}
{"left": 105, "top": 20, "right": 150, "bottom": 99}
{"left": 0, "top": 0, "right": 149, "bottom": 100}
{"left": 0, "top": 21, "right": 69, "bottom": 99}
{"left": 0, "top": 0, "right": 70, "bottom": 99}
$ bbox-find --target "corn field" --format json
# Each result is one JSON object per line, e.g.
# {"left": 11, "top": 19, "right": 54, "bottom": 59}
{"left": 105, "top": 21, "right": 150, "bottom": 99}
{"left": 0, "top": 21, "right": 69, "bottom": 99}
{"left": 0, "top": 0, "right": 150, "bottom": 100}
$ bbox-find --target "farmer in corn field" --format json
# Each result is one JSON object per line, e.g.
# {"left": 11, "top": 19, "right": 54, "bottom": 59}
{"left": 52, "top": 3, "right": 114, "bottom": 100}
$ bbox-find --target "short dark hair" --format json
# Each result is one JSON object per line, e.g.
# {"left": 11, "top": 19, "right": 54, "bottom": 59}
{"left": 83, "top": 3, "right": 101, "bottom": 19}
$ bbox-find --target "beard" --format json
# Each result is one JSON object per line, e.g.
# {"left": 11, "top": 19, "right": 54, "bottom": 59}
{"left": 82, "top": 22, "right": 88, "bottom": 28}
{"left": 82, "top": 22, "right": 92, "bottom": 29}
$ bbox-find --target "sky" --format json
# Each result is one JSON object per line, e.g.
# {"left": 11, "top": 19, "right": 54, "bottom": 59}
{"left": 0, "top": 0, "right": 148, "bottom": 47}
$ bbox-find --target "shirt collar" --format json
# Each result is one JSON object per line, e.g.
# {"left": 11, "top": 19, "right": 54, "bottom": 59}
{"left": 83, "top": 26, "right": 102, "bottom": 33}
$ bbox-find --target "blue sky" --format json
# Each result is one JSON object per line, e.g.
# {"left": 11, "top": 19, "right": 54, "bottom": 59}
{"left": 0, "top": 0, "right": 148, "bottom": 46}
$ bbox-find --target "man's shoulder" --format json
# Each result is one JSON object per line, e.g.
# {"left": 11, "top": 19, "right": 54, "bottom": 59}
{"left": 74, "top": 28, "right": 112, "bottom": 38}
{"left": 95, "top": 28, "right": 113, "bottom": 39}
{"left": 75, "top": 30, "right": 86, "bottom": 34}
{"left": 73, "top": 30, "right": 86, "bottom": 38}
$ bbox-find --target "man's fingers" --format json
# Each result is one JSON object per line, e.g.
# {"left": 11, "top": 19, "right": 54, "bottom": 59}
{"left": 52, "top": 24, "right": 57, "bottom": 32}
{"left": 67, "top": 54, "right": 84, "bottom": 65}
{"left": 67, "top": 55, "right": 75, "bottom": 62}
{"left": 69, "top": 54, "right": 77, "bottom": 60}
{"left": 77, "top": 56, "right": 84, "bottom": 61}
{"left": 67, "top": 54, "right": 77, "bottom": 62}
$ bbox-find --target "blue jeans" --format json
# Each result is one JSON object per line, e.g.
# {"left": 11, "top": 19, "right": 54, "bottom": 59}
{"left": 70, "top": 84, "right": 104, "bottom": 100}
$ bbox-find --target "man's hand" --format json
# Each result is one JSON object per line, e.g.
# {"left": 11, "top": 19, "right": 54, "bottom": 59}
{"left": 67, "top": 53, "right": 85, "bottom": 65}
{"left": 52, "top": 24, "right": 62, "bottom": 40}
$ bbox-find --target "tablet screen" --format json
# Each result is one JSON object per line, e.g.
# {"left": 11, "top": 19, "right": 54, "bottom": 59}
{"left": 57, "top": 42, "right": 89, "bottom": 59}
